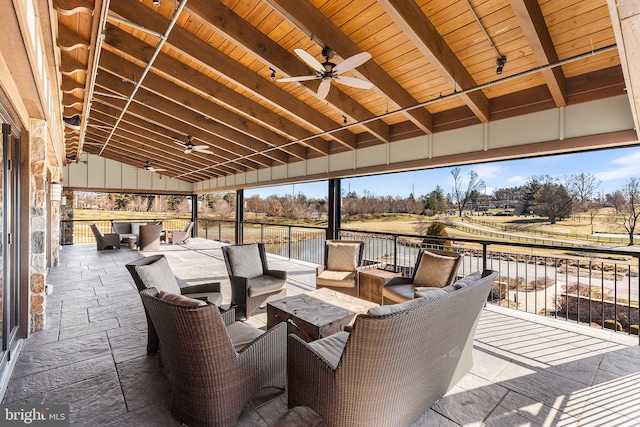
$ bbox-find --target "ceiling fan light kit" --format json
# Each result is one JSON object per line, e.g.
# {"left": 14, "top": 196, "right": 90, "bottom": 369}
{"left": 277, "top": 46, "right": 373, "bottom": 99}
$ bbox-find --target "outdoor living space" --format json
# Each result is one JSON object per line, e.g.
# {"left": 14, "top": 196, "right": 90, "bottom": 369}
{"left": 2, "top": 239, "right": 639, "bottom": 426}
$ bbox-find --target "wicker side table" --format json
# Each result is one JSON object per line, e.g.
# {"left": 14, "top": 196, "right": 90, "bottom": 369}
{"left": 358, "top": 269, "right": 402, "bottom": 305}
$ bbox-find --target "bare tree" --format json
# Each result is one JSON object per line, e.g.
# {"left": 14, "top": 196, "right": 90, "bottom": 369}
{"left": 606, "top": 191, "right": 626, "bottom": 214}
{"left": 566, "top": 172, "right": 600, "bottom": 210}
{"left": 451, "top": 167, "right": 485, "bottom": 217}
{"left": 618, "top": 178, "right": 640, "bottom": 246}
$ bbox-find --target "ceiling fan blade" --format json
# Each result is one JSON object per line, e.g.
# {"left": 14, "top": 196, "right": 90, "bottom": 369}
{"left": 333, "top": 52, "right": 371, "bottom": 74}
{"left": 276, "top": 75, "right": 319, "bottom": 83}
{"left": 317, "top": 79, "right": 331, "bottom": 99}
{"left": 194, "top": 147, "right": 213, "bottom": 154}
{"left": 294, "top": 48, "right": 324, "bottom": 72}
{"left": 335, "top": 75, "right": 374, "bottom": 89}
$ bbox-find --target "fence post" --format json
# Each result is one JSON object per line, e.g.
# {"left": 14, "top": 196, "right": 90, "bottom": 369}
{"left": 261, "top": 223, "right": 264, "bottom": 243}
{"left": 288, "top": 226, "right": 292, "bottom": 259}
{"left": 393, "top": 235, "right": 398, "bottom": 272}
{"left": 482, "top": 243, "right": 488, "bottom": 272}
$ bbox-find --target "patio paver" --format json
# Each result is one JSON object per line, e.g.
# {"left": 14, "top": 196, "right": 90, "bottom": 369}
{"left": 3, "top": 239, "right": 639, "bottom": 426}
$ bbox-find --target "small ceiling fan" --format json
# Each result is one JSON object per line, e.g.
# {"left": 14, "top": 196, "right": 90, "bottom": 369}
{"left": 277, "top": 47, "right": 373, "bottom": 99}
{"left": 176, "top": 135, "right": 213, "bottom": 154}
{"left": 143, "top": 161, "right": 165, "bottom": 173}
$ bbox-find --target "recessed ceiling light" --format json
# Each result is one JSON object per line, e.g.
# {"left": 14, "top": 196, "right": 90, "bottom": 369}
{"left": 152, "top": 0, "right": 160, "bottom": 6}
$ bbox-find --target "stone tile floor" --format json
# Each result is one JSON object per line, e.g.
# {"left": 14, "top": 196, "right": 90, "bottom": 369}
{"left": 3, "top": 239, "right": 639, "bottom": 426}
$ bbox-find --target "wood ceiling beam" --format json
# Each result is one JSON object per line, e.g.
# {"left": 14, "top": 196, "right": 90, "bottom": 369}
{"left": 90, "top": 91, "right": 270, "bottom": 169}
{"left": 84, "top": 127, "right": 223, "bottom": 180}
{"left": 88, "top": 109, "right": 243, "bottom": 175}
{"left": 82, "top": 140, "right": 214, "bottom": 183}
{"left": 60, "top": 52, "right": 86, "bottom": 75}
{"left": 511, "top": 0, "right": 567, "bottom": 107}
{"left": 98, "top": 49, "right": 307, "bottom": 161}
{"left": 94, "top": 69, "right": 287, "bottom": 166}
{"left": 89, "top": 100, "right": 259, "bottom": 172}
{"left": 267, "top": 0, "right": 433, "bottom": 135}
{"left": 186, "top": 0, "right": 390, "bottom": 145}
{"left": 103, "top": 25, "right": 328, "bottom": 156}
{"left": 57, "top": 23, "right": 90, "bottom": 50}
{"left": 377, "top": 0, "right": 489, "bottom": 123}
{"left": 108, "top": 1, "right": 358, "bottom": 150}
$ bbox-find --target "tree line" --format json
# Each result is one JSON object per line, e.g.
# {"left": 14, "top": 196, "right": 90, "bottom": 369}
{"left": 76, "top": 169, "right": 640, "bottom": 245}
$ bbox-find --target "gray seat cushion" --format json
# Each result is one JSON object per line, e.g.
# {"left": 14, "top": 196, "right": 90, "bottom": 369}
{"left": 307, "top": 331, "right": 350, "bottom": 369}
{"left": 226, "top": 321, "right": 264, "bottom": 351}
{"left": 247, "top": 275, "right": 286, "bottom": 297}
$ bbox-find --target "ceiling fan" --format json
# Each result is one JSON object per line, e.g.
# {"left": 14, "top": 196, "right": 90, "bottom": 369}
{"left": 143, "top": 161, "right": 166, "bottom": 173}
{"left": 176, "top": 135, "right": 213, "bottom": 154}
{"left": 277, "top": 46, "right": 373, "bottom": 99}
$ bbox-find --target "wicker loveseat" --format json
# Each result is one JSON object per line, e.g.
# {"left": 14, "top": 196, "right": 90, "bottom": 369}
{"left": 287, "top": 270, "right": 498, "bottom": 427}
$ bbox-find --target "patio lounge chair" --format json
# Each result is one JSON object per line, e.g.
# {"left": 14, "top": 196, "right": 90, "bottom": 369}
{"left": 288, "top": 270, "right": 498, "bottom": 427}
{"left": 167, "top": 221, "right": 194, "bottom": 244}
{"left": 89, "top": 223, "right": 120, "bottom": 250}
{"left": 139, "top": 288, "right": 286, "bottom": 427}
{"left": 382, "top": 248, "right": 462, "bottom": 304}
{"left": 125, "top": 254, "right": 223, "bottom": 352}
{"left": 221, "top": 243, "right": 287, "bottom": 319}
{"left": 316, "top": 240, "right": 365, "bottom": 297}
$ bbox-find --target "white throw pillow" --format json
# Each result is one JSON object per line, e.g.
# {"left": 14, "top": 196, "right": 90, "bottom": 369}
{"left": 327, "top": 242, "right": 360, "bottom": 271}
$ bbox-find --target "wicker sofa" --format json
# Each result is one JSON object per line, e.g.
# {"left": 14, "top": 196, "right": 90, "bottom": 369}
{"left": 287, "top": 270, "right": 498, "bottom": 427}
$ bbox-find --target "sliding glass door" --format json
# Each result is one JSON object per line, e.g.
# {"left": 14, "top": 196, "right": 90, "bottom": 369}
{"left": 1, "top": 121, "right": 20, "bottom": 371}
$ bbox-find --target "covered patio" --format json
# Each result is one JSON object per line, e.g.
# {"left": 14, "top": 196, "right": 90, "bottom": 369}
{"left": 3, "top": 240, "right": 638, "bottom": 426}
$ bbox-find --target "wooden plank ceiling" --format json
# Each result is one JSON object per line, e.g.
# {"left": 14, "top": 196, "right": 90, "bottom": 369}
{"left": 55, "top": 0, "right": 624, "bottom": 183}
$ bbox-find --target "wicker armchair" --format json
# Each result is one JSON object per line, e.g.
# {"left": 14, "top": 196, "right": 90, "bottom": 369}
{"left": 288, "top": 270, "right": 498, "bottom": 427}
{"left": 138, "top": 223, "right": 162, "bottom": 251}
{"left": 139, "top": 288, "right": 287, "bottom": 427}
{"left": 125, "top": 255, "right": 223, "bottom": 352}
{"left": 89, "top": 223, "right": 120, "bottom": 250}
{"left": 221, "top": 243, "right": 287, "bottom": 319}
{"left": 316, "top": 240, "right": 365, "bottom": 297}
{"left": 382, "top": 248, "right": 462, "bottom": 304}
{"left": 168, "top": 221, "right": 194, "bottom": 244}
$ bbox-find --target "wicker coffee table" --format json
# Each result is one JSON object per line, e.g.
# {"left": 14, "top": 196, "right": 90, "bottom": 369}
{"left": 267, "top": 288, "right": 378, "bottom": 342}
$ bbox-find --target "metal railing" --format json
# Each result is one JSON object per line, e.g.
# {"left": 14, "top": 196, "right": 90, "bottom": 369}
{"left": 62, "top": 216, "right": 640, "bottom": 340}
{"left": 60, "top": 218, "right": 191, "bottom": 245}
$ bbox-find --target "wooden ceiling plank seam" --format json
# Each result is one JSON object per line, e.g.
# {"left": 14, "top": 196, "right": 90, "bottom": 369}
{"left": 185, "top": 0, "right": 388, "bottom": 145}
{"left": 378, "top": 0, "right": 490, "bottom": 123}
{"left": 89, "top": 94, "right": 261, "bottom": 170}
{"left": 103, "top": 25, "right": 330, "bottom": 156}
{"left": 510, "top": 0, "right": 567, "bottom": 107}
{"left": 84, "top": 127, "right": 230, "bottom": 179}
{"left": 108, "top": 1, "right": 361, "bottom": 150}
{"left": 91, "top": 89, "right": 274, "bottom": 169}
{"left": 94, "top": 66, "right": 291, "bottom": 165}
{"left": 266, "top": 0, "right": 433, "bottom": 134}
{"left": 88, "top": 109, "right": 242, "bottom": 173}
{"left": 97, "top": 49, "right": 307, "bottom": 161}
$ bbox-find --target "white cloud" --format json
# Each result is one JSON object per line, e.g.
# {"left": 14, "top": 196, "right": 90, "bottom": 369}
{"left": 474, "top": 164, "right": 502, "bottom": 180}
{"left": 506, "top": 175, "right": 526, "bottom": 185}
{"left": 595, "top": 151, "right": 640, "bottom": 182}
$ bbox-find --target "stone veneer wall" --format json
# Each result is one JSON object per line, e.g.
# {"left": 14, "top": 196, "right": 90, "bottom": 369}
{"left": 60, "top": 189, "right": 74, "bottom": 245}
{"left": 29, "top": 119, "right": 47, "bottom": 332}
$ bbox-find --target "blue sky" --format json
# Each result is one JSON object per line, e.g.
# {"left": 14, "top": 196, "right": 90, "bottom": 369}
{"left": 245, "top": 146, "right": 640, "bottom": 200}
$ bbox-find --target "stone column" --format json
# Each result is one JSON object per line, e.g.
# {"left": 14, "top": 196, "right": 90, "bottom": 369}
{"left": 29, "top": 118, "right": 47, "bottom": 332}
{"left": 60, "top": 189, "right": 74, "bottom": 245}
